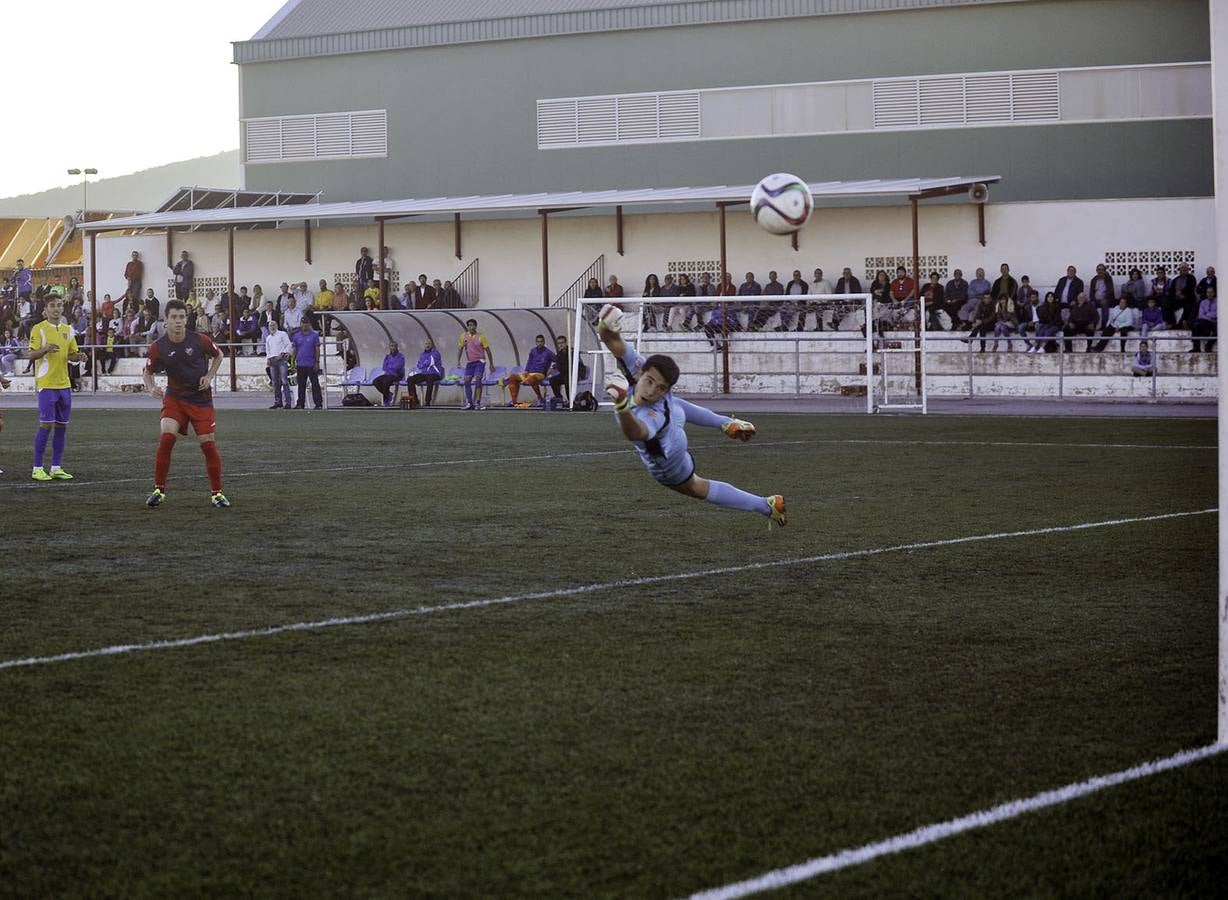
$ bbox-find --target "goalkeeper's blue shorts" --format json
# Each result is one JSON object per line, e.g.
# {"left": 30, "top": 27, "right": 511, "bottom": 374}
{"left": 644, "top": 450, "right": 696, "bottom": 487}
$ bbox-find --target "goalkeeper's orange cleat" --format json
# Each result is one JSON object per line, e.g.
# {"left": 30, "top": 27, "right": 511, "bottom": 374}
{"left": 722, "top": 417, "right": 756, "bottom": 442}
{"left": 766, "top": 495, "right": 787, "bottom": 528}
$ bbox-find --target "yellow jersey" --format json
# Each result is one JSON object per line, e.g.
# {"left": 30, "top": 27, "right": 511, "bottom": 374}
{"left": 29, "top": 319, "right": 78, "bottom": 390}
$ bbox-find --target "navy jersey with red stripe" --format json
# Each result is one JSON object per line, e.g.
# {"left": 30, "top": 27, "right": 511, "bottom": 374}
{"left": 146, "top": 332, "right": 220, "bottom": 406}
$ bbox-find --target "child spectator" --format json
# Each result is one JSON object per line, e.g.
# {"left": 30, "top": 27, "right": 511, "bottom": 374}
{"left": 1132, "top": 341, "right": 1155, "bottom": 377}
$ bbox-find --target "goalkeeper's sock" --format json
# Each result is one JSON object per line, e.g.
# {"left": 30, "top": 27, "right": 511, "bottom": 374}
{"left": 154, "top": 432, "right": 176, "bottom": 490}
{"left": 33, "top": 427, "right": 49, "bottom": 468}
{"left": 705, "top": 480, "right": 771, "bottom": 515}
{"left": 201, "top": 441, "right": 223, "bottom": 493}
{"left": 674, "top": 397, "right": 729, "bottom": 429}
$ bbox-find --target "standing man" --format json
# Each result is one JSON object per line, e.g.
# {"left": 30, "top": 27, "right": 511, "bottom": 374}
{"left": 124, "top": 251, "right": 143, "bottom": 304}
{"left": 1054, "top": 265, "right": 1084, "bottom": 308}
{"left": 456, "top": 318, "right": 495, "bottom": 410}
{"left": 416, "top": 274, "right": 437, "bottom": 309}
{"left": 265, "top": 318, "right": 293, "bottom": 409}
{"left": 143, "top": 299, "right": 228, "bottom": 508}
{"left": 355, "top": 247, "right": 375, "bottom": 296}
{"left": 291, "top": 319, "right": 323, "bottom": 410}
{"left": 14, "top": 259, "right": 33, "bottom": 306}
{"left": 172, "top": 250, "right": 194, "bottom": 302}
{"left": 28, "top": 296, "right": 84, "bottom": 481}
{"left": 991, "top": 263, "right": 1018, "bottom": 302}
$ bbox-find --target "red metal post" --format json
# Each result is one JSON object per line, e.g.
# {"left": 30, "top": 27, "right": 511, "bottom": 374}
{"left": 540, "top": 210, "right": 550, "bottom": 307}
{"left": 616, "top": 205, "right": 624, "bottom": 256}
{"left": 165, "top": 229, "right": 173, "bottom": 269}
{"left": 454, "top": 213, "right": 462, "bottom": 260}
{"left": 377, "top": 217, "right": 386, "bottom": 309}
{"left": 978, "top": 202, "right": 986, "bottom": 246}
{"left": 228, "top": 226, "right": 236, "bottom": 392}
{"left": 305, "top": 220, "right": 312, "bottom": 264}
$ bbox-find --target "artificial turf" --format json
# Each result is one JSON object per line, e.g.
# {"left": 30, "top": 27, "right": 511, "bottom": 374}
{"left": 0, "top": 408, "right": 1221, "bottom": 897}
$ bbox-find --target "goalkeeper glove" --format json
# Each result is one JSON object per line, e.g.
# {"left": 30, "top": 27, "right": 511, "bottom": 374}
{"left": 605, "top": 374, "right": 630, "bottom": 412}
{"left": 597, "top": 303, "right": 623, "bottom": 334}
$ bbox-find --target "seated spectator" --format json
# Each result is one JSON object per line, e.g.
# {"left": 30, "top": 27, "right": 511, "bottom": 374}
{"left": 991, "top": 296, "right": 1017, "bottom": 351}
{"left": 1032, "top": 292, "right": 1063, "bottom": 353}
{"left": 363, "top": 282, "right": 381, "bottom": 309}
{"left": 1132, "top": 340, "right": 1156, "bottom": 377}
{"left": 967, "top": 267, "right": 991, "bottom": 308}
{"left": 682, "top": 271, "right": 716, "bottom": 330}
{"left": 1192, "top": 286, "right": 1217, "bottom": 352}
{"left": 436, "top": 280, "right": 462, "bottom": 309}
{"left": 406, "top": 339, "right": 444, "bottom": 406}
{"left": 397, "top": 284, "right": 416, "bottom": 310}
{"left": 704, "top": 286, "right": 742, "bottom": 349}
{"left": 991, "top": 263, "right": 1017, "bottom": 302}
{"left": 547, "top": 334, "right": 587, "bottom": 402}
{"left": 282, "top": 295, "right": 304, "bottom": 332}
{"left": 961, "top": 294, "right": 996, "bottom": 351}
{"left": 1139, "top": 295, "right": 1165, "bottom": 338}
{"left": 371, "top": 340, "right": 406, "bottom": 407}
{"left": 889, "top": 266, "right": 914, "bottom": 304}
{"left": 583, "top": 277, "right": 603, "bottom": 300}
{"left": 0, "top": 328, "right": 18, "bottom": 375}
{"left": 1098, "top": 296, "right": 1138, "bottom": 352}
{"left": 738, "top": 271, "right": 767, "bottom": 331}
{"left": 314, "top": 279, "right": 334, "bottom": 316}
{"left": 1063, "top": 293, "right": 1098, "bottom": 353}
{"left": 1166, "top": 263, "right": 1198, "bottom": 328}
{"left": 1197, "top": 266, "right": 1217, "bottom": 302}
{"left": 332, "top": 282, "right": 349, "bottom": 312}
{"left": 506, "top": 334, "right": 556, "bottom": 407}
{"left": 605, "top": 274, "right": 624, "bottom": 298}
{"left": 1015, "top": 287, "right": 1040, "bottom": 350}
{"left": 236, "top": 308, "right": 261, "bottom": 355}
{"left": 143, "top": 288, "right": 161, "bottom": 320}
{"left": 641, "top": 273, "right": 662, "bottom": 329}
{"left": 659, "top": 273, "right": 682, "bottom": 330}
{"left": 921, "top": 272, "right": 948, "bottom": 330}
{"left": 1122, "top": 268, "right": 1150, "bottom": 306}
{"left": 675, "top": 273, "right": 698, "bottom": 329}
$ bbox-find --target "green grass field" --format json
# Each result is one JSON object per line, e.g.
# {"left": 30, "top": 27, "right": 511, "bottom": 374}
{"left": 0, "top": 407, "right": 1223, "bottom": 898}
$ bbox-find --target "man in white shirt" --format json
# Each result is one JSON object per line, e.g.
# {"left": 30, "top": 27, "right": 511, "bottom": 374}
{"left": 200, "top": 289, "right": 219, "bottom": 326}
{"left": 264, "top": 318, "right": 294, "bottom": 409}
{"left": 293, "top": 281, "right": 314, "bottom": 311}
{"left": 282, "top": 295, "right": 304, "bottom": 332}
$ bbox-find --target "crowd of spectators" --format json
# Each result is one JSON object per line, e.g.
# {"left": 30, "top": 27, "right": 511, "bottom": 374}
{"left": 581, "top": 260, "right": 1216, "bottom": 354}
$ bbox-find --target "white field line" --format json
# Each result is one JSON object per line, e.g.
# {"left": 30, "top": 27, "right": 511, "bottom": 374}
{"left": 0, "top": 438, "right": 1211, "bottom": 492}
{"left": 686, "top": 742, "right": 1228, "bottom": 900}
{"left": 0, "top": 508, "right": 1212, "bottom": 672}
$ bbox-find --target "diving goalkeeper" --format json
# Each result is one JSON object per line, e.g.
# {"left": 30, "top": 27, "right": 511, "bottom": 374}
{"left": 597, "top": 303, "right": 786, "bottom": 526}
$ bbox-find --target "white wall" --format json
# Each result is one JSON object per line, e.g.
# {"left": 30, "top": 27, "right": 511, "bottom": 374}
{"left": 85, "top": 197, "right": 1217, "bottom": 310}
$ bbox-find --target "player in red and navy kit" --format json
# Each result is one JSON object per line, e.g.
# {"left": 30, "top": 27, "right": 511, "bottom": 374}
{"left": 142, "top": 299, "right": 230, "bottom": 507}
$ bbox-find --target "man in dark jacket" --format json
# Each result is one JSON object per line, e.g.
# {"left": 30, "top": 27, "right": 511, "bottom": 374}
{"left": 1054, "top": 265, "right": 1084, "bottom": 307}
{"left": 1063, "top": 293, "right": 1099, "bottom": 352}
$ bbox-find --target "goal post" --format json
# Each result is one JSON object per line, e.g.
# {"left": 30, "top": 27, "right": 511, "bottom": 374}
{"left": 573, "top": 294, "right": 879, "bottom": 411}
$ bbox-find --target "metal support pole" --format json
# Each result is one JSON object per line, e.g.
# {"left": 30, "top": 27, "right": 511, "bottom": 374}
{"left": 454, "top": 213, "right": 462, "bottom": 260}
{"left": 304, "top": 220, "right": 312, "bottom": 265}
{"left": 977, "top": 202, "right": 987, "bottom": 247}
{"left": 911, "top": 196, "right": 922, "bottom": 396}
{"left": 540, "top": 210, "right": 550, "bottom": 308}
{"left": 89, "top": 231, "right": 98, "bottom": 392}
{"left": 377, "top": 217, "right": 386, "bottom": 309}
{"left": 615, "top": 205, "right": 624, "bottom": 256}
{"left": 719, "top": 204, "right": 730, "bottom": 394}
{"left": 1210, "top": 0, "right": 1228, "bottom": 745}
{"left": 864, "top": 294, "right": 874, "bottom": 414}
{"left": 227, "top": 227, "right": 236, "bottom": 392}
{"left": 165, "top": 229, "right": 173, "bottom": 269}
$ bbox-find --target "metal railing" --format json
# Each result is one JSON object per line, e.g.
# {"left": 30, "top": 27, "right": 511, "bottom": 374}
{"left": 553, "top": 254, "right": 604, "bottom": 311}
{"left": 452, "top": 257, "right": 479, "bottom": 308}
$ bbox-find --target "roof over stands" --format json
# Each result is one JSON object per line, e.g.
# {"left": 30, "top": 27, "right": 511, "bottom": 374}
{"left": 148, "top": 186, "right": 321, "bottom": 231}
{"left": 79, "top": 177, "right": 1001, "bottom": 233}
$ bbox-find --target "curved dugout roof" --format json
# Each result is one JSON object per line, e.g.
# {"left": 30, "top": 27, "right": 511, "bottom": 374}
{"left": 326, "top": 307, "right": 593, "bottom": 375}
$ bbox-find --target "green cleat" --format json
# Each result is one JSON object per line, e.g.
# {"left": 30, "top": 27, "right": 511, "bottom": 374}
{"left": 48, "top": 466, "right": 74, "bottom": 480}
{"left": 145, "top": 488, "right": 166, "bottom": 507}
{"left": 31, "top": 468, "right": 52, "bottom": 482}
{"left": 766, "top": 494, "right": 787, "bottom": 529}
{"left": 211, "top": 492, "right": 231, "bottom": 508}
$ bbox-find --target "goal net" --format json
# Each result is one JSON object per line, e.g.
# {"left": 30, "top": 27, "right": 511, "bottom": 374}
{"left": 573, "top": 294, "right": 883, "bottom": 411}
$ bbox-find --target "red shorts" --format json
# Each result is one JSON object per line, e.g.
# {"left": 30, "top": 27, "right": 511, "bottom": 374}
{"left": 161, "top": 395, "right": 216, "bottom": 436}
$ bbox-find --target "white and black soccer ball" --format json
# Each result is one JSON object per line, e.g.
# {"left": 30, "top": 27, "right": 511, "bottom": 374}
{"left": 750, "top": 173, "right": 813, "bottom": 236}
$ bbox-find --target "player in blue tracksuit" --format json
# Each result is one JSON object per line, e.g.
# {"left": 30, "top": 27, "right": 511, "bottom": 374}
{"left": 597, "top": 304, "right": 786, "bottom": 526}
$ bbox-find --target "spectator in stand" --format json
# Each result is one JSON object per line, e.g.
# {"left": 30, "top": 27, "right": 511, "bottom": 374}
{"left": 397, "top": 283, "right": 416, "bottom": 310}
{"left": 456, "top": 318, "right": 495, "bottom": 410}
{"left": 200, "top": 289, "right": 219, "bottom": 327}
{"left": 967, "top": 267, "right": 990, "bottom": 307}
{"left": 545, "top": 334, "right": 585, "bottom": 403}
{"left": 1053, "top": 265, "right": 1082, "bottom": 309}
{"left": 67, "top": 276, "right": 82, "bottom": 306}
{"left": 364, "top": 292, "right": 380, "bottom": 310}
{"left": 415, "top": 274, "right": 436, "bottom": 309}
{"left": 641, "top": 273, "right": 662, "bottom": 330}
{"left": 292, "top": 281, "right": 313, "bottom": 316}
{"left": 1152, "top": 266, "right": 1171, "bottom": 307}
{"left": 132, "top": 310, "right": 154, "bottom": 349}
{"left": 1016, "top": 285, "right": 1041, "bottom": 351}
{"left": 406, "top": 339, "right": 444, "bottom": 407}
{"left": 371, "top": 340, "right": 406, "bottom": 407}
{"left": 1089, "top": 263, "right": 1115, "bottom": 309}
{"left": 991, "top": 296, "right": 1017, "bottom": 351}
{"left": 17, "top": 295, "right": 35, "bottom": 339}
{"left": 784, "top": 269, "right": 809, "bottom": 330}
{"left": 659, "top": 273, "right": 681, "bottom": 330}
{"left": 236, "top": 306, "right": 260, "bottom": 356}
{"left": 379, "top": 246, "right": 395, "bottom": 300}
{"left": 962, "top": 293, "right": 996, "bottom": 351}
{"left": 1132, "top": 340, "right": 1156, "bottom": 377}
{"left": 274, "top": 282, "right": 293, "bottom": 314}
{"left": 355, "top": 247, "right": 375, "bottom": 295}
{"left": 945, "top": 268, "right": 968, "bottom": 316}
{"left": 889, "top": 266, "right": 914, "bottom": 303}
{"left": 1197, "top": 266, "right": 1217, "bottom": 302}
{"left": 264, "top": 318, "right": 293, "bottom": 409}
{"left": 1122, "top": 267, "right": 1150, "bottom": 306}
{"left": 682, "top": 271, "right": 716, "bottom": 330}
{"left": 763, "top": 271, "right": 787, "bottom": 331}
{"left": 123, "top": 252, "right": 142, "bottom": 303}
{"left": 332, "top": 282, "right": 349, "bottom": 312}
{"left": 1139, "top": 295, "right": 1165, "bottom": 338}
{"left": 1064, "top": 292, "right": 1098, "bottom": 352}
{"left": 1098, "top": 296, "right": 1138, "bottom": 352}
{"left": 991, "top": 263, "right": 1017, "bottom": 302}
{"left": 291, "top": 319, "right": 323, "bottom": 410}
{"left": 213, "top": 308, "right": 230, "bottom": 348}
{"left": 809, "top": 268, "right": 834, "bottom": 330}
{"left": 314, "top": 279, "right": 334, "bottom": 317}
{"left": 172, "top": 250, "right": 193, "bottom": 301}
{"left": 437, "top": 280, "right": 462, "bottom": 309}
{"left": 703, "top": 273, "right": 740, "bottom": 347}
{"left": 432, "top": 278, "right": 444, "bottom": 301}
{"left": 1167, "top": 263, "right": 1198, "bottom": 328}
{"left": 1192, "top": 285, "right": 1217, "bottom": 352}
{"left": 739, "top": 271, "right": 768, "bottom": 331}
{"left": 0, "top": 328, "right": 18, "bottom": 376}
{"left": 583, "top": 277, "right": 603, "bottom": 301}
{"left": 237, "top": 286, "right": 253, "bottom": 315}
{"left": 921, "top": 272, "right": 948, "bottom": 330}
{"left": 506, "top": 334, "right": 555, "bottom": 407}
{"left": 605, "top": 274, "right": 624, "bottom": 298}
{"left": 1032, "top": 291, "right": 1062, "bottom": 353}
{"left": 282, "top": 294, "right": 304, "bottom": 332}
{"left": 143, "top": 288, "right": 161, "bottom": 320}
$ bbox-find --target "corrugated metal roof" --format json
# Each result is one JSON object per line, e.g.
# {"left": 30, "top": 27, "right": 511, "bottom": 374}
{"left": 80, "top": 176, "right": 1000, "bottom": 232}
{"left": 237, "top": 0, "right": 1032, "bottom": 64}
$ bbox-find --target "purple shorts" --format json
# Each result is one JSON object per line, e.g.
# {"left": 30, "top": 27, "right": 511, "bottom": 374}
{"left": 463, "top": 360, "right": 486, "bottom": 380}
{"left": 37, "top": 387, "right": 72, "bottom": 424}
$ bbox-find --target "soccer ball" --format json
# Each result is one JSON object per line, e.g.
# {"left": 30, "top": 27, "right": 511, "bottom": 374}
{"left": 750, "top": 173, "right": 813, "bottom": 235}
{"left": 597, "top": 303, "right": 624, "bottom": 333}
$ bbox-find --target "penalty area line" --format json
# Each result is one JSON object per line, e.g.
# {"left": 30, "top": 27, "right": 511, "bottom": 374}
{"left": 0, "top": 507, "right": 1212, "bottom": 672}
{"left": 685, "top": 742, "right": 1228, "bottom": 900}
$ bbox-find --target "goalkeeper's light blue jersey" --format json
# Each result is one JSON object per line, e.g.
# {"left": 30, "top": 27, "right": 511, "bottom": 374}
{"left": 616, "top": 345, "right": 693, "bottom": 485}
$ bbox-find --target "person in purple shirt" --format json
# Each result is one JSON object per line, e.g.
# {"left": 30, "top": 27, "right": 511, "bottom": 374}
{"left": 505, "top": 334, "right": 556, "bottom": 407}
{"left": 371, "top": 340, "right": 406, "bottom": 407}
{"left": 406, "top": 339, "right": 444, "bottom": 407}
{"left": 1192, "top": 286, "right": 1217, "bottom": 353}
{"left": 290, "top": 320, "right": 322, "bottom": 409}
{"left": 14, "top": 259, "right": 32, "bottom": 300}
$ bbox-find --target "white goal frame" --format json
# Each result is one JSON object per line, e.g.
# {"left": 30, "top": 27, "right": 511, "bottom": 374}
{"left": 572, "top": 294, "right": 880, "bottom": 412}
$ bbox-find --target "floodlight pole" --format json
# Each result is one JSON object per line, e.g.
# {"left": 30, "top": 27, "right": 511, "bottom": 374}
{"left": 1211, "top": 0, "right": 1228, "bottom": 746}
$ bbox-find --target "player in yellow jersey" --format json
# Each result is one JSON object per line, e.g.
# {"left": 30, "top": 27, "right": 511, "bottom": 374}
{"left": 28, "top": 297, "right": 85, "bottom": 481}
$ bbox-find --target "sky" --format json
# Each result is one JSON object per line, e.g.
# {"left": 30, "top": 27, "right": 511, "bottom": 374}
{"left": 0, "top": 0, "right": 288, "bottom": 199}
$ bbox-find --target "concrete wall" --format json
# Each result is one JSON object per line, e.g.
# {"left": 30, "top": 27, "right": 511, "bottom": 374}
{"left": 238, "top": 0, "right": 1211, "bottom": 203}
